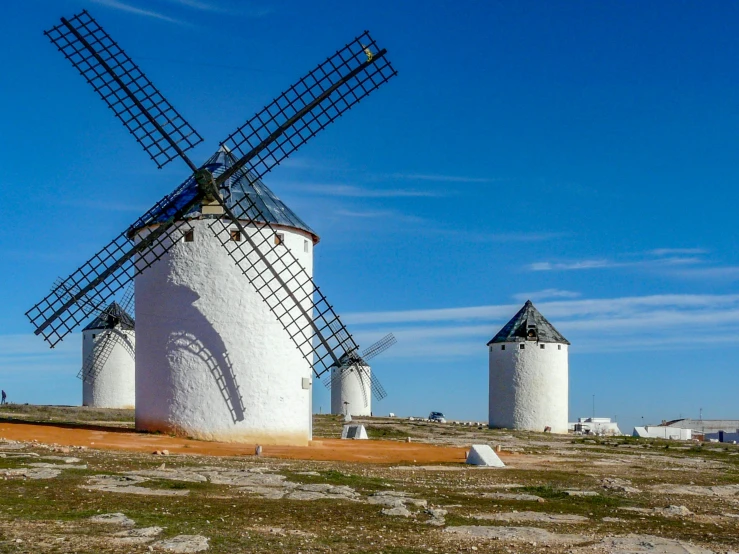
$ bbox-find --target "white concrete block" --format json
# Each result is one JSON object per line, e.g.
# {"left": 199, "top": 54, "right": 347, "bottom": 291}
{"left": 465, "top": 444, "right": 505, "bottom": 467}
{"left": 341, "top": 424, "right": 368, "bottom": 440}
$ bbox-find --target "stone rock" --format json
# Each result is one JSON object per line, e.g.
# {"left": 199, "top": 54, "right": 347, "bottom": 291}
{"left": 649, "top": 484, "right": 739, "bottom": 497}
{"left": 40, "top": 456, "right": 82, "bottom": 464}
{"left": 84, "top": 475, "right": 189, "bottom": 496}
{"left": 238, "top": 485, "right": 285, "bottom": 499}
{"left": 444, "top": 526, "right": 586, "bottom": 544}
{"left": 128, "top": 470, "right": 207, "bottom": 483}
{"left": 481, "top": 492, "right": 544, "bottom": 502}
{"left": 578, "top": 534, "right": 717, "bottom": 554}
{"left": 297, "top": 483, "right": 335, "bottom": 493}
{"left": 88, "top": 513, "right": 136, "bottom": 526}
{"left": 152, "top": 534, "right": 209, "bottom": 553}
{"left": 285, "top": 490, "right": 329, "bottom": 501}
{"left": 27, "top": 462, "right": 87, "bottom": 470}
{"left": 2, "top": 467, "right": 61, "bottom": 480}
{"left": 473, "top": 511, "right": 589, "bottom": 523}
{"left": 602, "top": 477, "right": 642, "bottom": 494}
{"left": 382, "top": 506, "right": 413, "bottom": 517}
{"left": 113, "top": 526, "right": 164, "bottom": 544}
{"left": 662, "top": 505, "right": 694, "bottom": 517}
{"left": 425, "top": 507, "right": 447, "bottom": 525}
{"left": 466, "top": 445, "right": 505, "bottom": 467}
{"left": 565, "top": 490, "right": 598, "bottom": 497}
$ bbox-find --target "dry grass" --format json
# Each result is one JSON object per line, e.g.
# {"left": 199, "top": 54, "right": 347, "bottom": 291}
{"left": 0, "top": 407, "right": 737, "bottom": 553}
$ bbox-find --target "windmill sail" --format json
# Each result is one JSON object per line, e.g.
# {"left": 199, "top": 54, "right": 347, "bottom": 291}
{"left": 29, "top": 10, "right": 397, "bottom": 381}
{"left": 44, "top": 10, "right": 202, "bottom": 169}
{"left": 323, "top": 333, "right": 395, "bottom": 401}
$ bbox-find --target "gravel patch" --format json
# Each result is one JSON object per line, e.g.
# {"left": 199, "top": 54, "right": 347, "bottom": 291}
{"left": 473, "top": 511, "right": 589, "bottom": 523}
{"left": 444, "top": 525, "right": 587, "bottom": 544}
{"left": 574, "top": 534, "right": 718, "bottom": 554}
{"left": 153, "top": 534, "right": 209, "bottom": 552}
{"left": 83, "top": 475, "right": 189, "bottom": 496}
{"left": 88, "top": 513, "right": 136, "bottom": 526}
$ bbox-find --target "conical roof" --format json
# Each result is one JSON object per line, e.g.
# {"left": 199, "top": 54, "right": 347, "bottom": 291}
{"left": 83, "top": 302, "right": 135, "bottom": 331}
{"left": 487, "top": 300, "right": 569, "bottom": 345}
{"left": 141, "top": 147, "right": 317, "bottom": 241}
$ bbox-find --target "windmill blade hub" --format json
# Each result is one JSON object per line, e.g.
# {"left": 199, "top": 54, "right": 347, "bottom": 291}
{"left": 195, "top": 168, "right": 224, "bottom": 215}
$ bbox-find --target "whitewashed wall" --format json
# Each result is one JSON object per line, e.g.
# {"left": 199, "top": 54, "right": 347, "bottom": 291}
{"left": 489, "top": 341, "right": 568, "bottom": 434}
{"left": 134, "top": 219, "right": 315, "bottom": 445}
{"left": 331, "top": 363, "right": 371, "bottom": 416}
{"left": 81, "top": 328, "right": 135, "bottom": 408}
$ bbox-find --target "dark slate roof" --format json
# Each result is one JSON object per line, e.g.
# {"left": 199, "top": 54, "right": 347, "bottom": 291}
{"left": 487, "top": 300, "right": 569, "bottom": 345}
{"left": 142, "top": 147, "right": 317, "bottom": 240}
{"left": 83, "top": 302, "right": 135, "bottom": 331}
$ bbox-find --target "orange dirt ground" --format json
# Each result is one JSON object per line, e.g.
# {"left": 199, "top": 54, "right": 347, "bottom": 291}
{"left": 0, "top": 420, "right": 474, "bottom": 464}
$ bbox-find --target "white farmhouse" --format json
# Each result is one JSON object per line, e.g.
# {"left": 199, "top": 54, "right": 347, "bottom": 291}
{"left": 81, "top": 302, "right": 135, "bottom": 409}
{"left": 488, "top": 300, "right": 570, "bottom": 434}
{"left": 134, "top": 147, "right": 317, "bottom": 445}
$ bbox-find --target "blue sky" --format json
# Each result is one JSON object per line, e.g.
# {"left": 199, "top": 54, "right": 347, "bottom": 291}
{"left": 1, "top": 1, "right": 738, "bottom": 434}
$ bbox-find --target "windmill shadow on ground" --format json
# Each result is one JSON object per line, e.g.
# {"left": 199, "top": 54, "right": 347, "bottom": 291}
{"left": 165, "top": 285, "right": 245, "bottom": 424}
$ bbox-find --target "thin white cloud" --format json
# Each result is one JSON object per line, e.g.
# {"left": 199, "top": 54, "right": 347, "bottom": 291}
{"left": 528, "top": 256, "right": 704, "bottom": 272}
{"left": 529, "top": 259, "right": 612, "bottom": 271}
{"left": 159, "top": 0, "right": 224, "bottom": 11}
{"left": 0, "top": 334, "right": 79, "bottom": 373}
{"left": 673, "top": 266, "right": 739, "bottom": 281}
{"left": 335, "top": 209, "right": 425, "bottom": 223}
{"left": 284, "top": 183, "right": 444, "bottom": 198}
{"left": 343, "top": 293, "right": 739, "bottom": 358}
{"left": 345, "top": 294, "right": 739, "bottom": 326}
{"left": 158, "top": 0, "right": 272, "bottom": 16}
{"left": 425, "top": 229, "right": 568, "bottom": 243}
{"left": 513, "top": 289, "right": 581, "bottom": 302}
{"left": 386, "top": 173, "right": 494, "bottom": 183}
{"left": 91, "top": 0, "right": 188, "bottom": 24}
{"left": 650, "top": 248, "right": 707, "bottom": 256}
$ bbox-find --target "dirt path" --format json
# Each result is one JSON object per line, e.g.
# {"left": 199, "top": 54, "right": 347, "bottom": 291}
{"left": 0, "top": 420, "right": 471, "bottom": 463}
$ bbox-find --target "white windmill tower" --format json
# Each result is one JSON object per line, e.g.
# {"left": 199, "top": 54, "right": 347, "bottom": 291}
{"left": 133, "top": 147, "right": 321, "bottom": 443}
{"left": 28, "top": 11, "right": 396, "bottom": 446}
{"left": 326, "top": 333, "right": 396, "bottom": 417}
{"left": 487, "top": 300, "right": 570, "bottom": 434}
{"left": 80, "top": 296, "right": 136, "bottom": 409}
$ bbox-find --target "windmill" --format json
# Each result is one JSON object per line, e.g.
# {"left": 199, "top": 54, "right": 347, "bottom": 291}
{"left": 324, "top": 332, "right": 397, "bottom": 416}
{"left": 79, "top": 284, "right": 135, "bottom": 408}
{"left": 26, "top": 10, "right": 397, "bottom": 444}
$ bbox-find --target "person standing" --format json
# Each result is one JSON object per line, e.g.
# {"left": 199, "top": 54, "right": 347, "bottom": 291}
{"left": 1, "top": 390, "right": 6, "bottom": 404}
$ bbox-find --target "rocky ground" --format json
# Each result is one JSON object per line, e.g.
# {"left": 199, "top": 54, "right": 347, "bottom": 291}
{"left": 0, "top": 406, "right": 737, "bottom": 553}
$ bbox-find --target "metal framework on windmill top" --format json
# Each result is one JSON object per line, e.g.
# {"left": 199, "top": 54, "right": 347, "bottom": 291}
{"left": 27, "top": 10, "right": 397, "bottom": 386}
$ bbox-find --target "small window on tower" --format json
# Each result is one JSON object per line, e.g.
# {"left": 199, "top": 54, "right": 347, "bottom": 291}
{"left": 92, "top": 334, "right": 96, "bottom": 340}
{"left": 184, "top": 229, "right": 194, "bottom": 242}
{"left": 501, "top": 345, "right": 505, "bottom": 350}
{"left": 275, "top": 233, "right": 284, "bottom": 246}
{"left": 230, "top": 229, "right": 241, "bottom": 242}
{"left": 519, "top": 344, "right": 525, "bottom": 350}
{"left": 540, "top": 344, "right": 545, "bottom": 349}
{"left": 558, "top": 344, "right": 562, "bottom": 350}
{"left": 304, "top": 240, "right": 309, "bottom": 253}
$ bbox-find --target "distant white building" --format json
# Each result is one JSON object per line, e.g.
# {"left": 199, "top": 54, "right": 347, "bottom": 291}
{"left": 569, "top": 417, "right": 622, "bottom": 436}
{"left": 633, "top": 426, "right": 692, "bottom": 440}
{"left": 660, "top": 418, "right": 739, "bottom": 435}
{"left": 488, "top": 300, "right": 570, "bottom": 434}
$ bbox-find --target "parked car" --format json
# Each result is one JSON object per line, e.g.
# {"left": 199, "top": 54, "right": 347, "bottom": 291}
{"left": 428, "top": 411, "right": 446, "bottom": 423}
